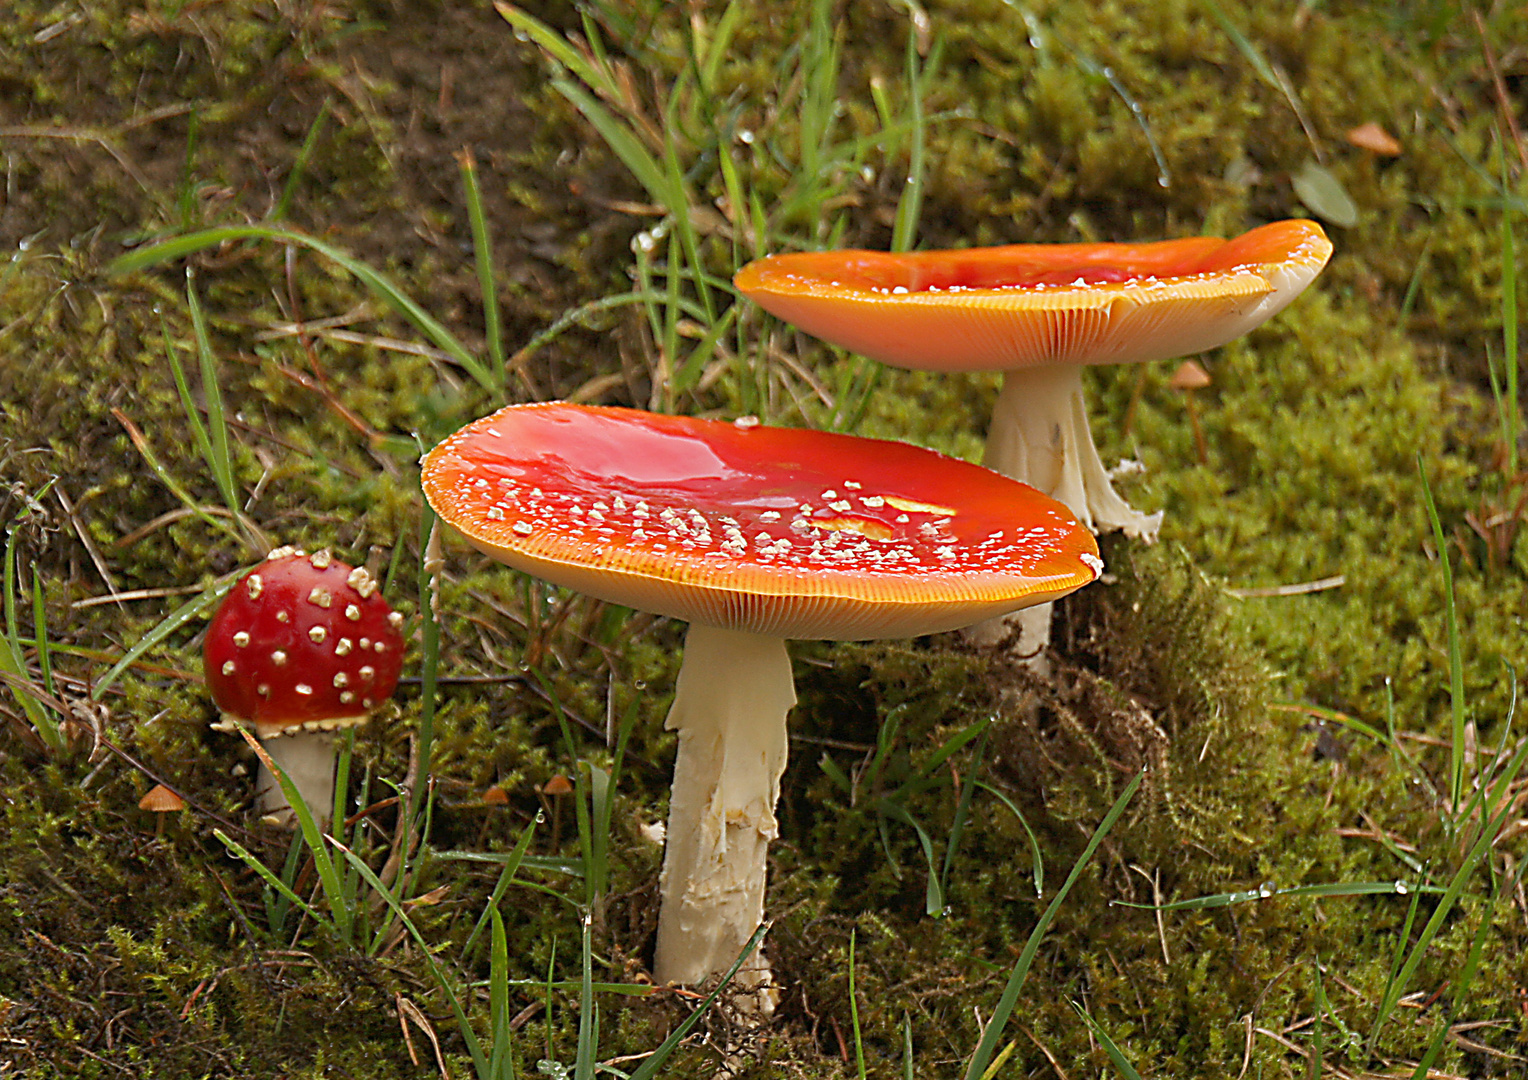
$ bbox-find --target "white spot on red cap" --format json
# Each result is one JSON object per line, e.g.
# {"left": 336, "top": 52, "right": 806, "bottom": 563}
{"left": 347, "top": 567, "right": 377, "bottom": 598}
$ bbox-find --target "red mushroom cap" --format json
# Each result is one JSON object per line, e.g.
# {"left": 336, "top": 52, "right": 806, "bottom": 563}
{"left": 421, "top": 403, "right": 1102, "bottom": 641}
{"left": 733, "top": 219, "right": 1332, "bottom": 372}
{"left": 204, "top": 548, "right": 405, "bottom": 737}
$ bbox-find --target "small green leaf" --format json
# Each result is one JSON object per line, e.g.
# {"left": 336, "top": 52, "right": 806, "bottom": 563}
{"left": 1291, "top": 159, "right": 1359, "bottom": 228}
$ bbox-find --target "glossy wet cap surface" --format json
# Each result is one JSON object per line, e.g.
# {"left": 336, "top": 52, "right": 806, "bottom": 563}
{"left": 421, "top": 403, "right": 1102, "bottom": 640}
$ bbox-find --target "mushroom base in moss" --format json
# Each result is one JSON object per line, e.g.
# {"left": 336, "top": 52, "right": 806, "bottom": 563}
{"left": 653, "top": 625, "right": 793, "bottom": 1004}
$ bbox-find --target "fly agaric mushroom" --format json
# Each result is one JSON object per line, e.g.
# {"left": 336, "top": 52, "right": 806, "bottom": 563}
{"left": 735, "top": 220, "right": 1332, "bottom": 659}
{"left": 205, "top": 547, "right": 404, "bottom": 826}
{"left": 421, "top": 402, "right": 1101, "bottom": 992}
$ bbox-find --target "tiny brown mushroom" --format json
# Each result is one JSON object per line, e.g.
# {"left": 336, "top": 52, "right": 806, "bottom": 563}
{"left": 138, "top": 783, "right": 185, "bottom": 836}
{"left": 1169, "top": 360, "right": 1213, "bottom": 465}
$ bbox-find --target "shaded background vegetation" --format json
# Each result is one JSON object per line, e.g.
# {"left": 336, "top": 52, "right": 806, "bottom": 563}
{"left": 2, "top": 0, "right": 1527, "bottom": 1076}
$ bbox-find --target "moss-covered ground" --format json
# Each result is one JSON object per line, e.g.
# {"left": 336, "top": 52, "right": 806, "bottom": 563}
{"left": 3, "top": 1, "right": 1527, "bottom": 1076}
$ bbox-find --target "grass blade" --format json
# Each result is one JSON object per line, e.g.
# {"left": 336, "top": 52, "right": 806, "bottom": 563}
{"left": 334, "top": 838, "right": 492, "bottom": 1078}
{"left": 574, "top": 913, "right": 596, "bottom": 1080}
{"left": 888, "top": 28, "right": 930, "bottom": 254}
{"left": 1501, "top": 141, "right": 1519, "bottom": 475}
{"left": 459, "top": 147, "right": 507, "bottom": 398}
{"left": 274, "top": 99, "right": 330, "bottom": 224}
{"left": 974, "top": 779, "right": 1043, "bottom": 896}
{"left": 936, "top": 724, "right": 988, "bottom": 908}
{"left": 111, "top": 225, "right": 497, "bottom": 395}
{"left": 1071, "top": 1002, "right": 1145, "bottom": 1080}
{"left": 184, "top": 269, "right": 241, "bottom": 522}
{"left": 488, "top": 903, "right": 515, "bottom": 1079}
{"left": 1112, "top": 879, "right": 1442, "bottom": 912}
{"left": 91, "top": 574, "right": 236, "bottom": 702}
{"left": 213, "top": 828, "right": 334, "bottom": 932}
{"left": 625, "top": 922, "right": 768, "bottom": 1080}
{"left": 963, "top": 770, "right": 1143, "bottom": 1080}
{"left": 1417, "top": 457, "right": 1467, "bottom": 819}
{"left": 1369, "top": 737, "right": 1528, "bottom": 1050}
{"left": 234, "top": 725, "right": 353, "bottom": 942}
{"left": 849, "top": 927, "right": 866, "bottom": 1079}
{"left": 461, "top": 816, "right": 541, "bottom": 961}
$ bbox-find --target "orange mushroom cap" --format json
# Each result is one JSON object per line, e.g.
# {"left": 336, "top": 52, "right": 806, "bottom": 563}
{"left": 138, "top": 783, "right": 186, "bottom": 812}
{"left": 733, "top": 220, "right": 1333, "bottom": 372}
{"left": 421, "top": 403, "right": 1101, "bottom": 641}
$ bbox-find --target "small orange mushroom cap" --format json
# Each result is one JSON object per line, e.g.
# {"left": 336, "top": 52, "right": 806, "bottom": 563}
{"left": 421, "top": 403, "right": 1101, "bottom": 641}
{"left": 733, "top": 220, "right": 1332, "bottom": 372}
{"left": 138, "top": 784, "right": 186, "bottom": 812}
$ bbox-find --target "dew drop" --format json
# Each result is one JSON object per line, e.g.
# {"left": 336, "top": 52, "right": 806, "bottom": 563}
{"left": 1394, "top": 880, "right": 1409, "bottom": 895}
{"left": 1258, "top": 881, "right": 1275, "bottom": 898}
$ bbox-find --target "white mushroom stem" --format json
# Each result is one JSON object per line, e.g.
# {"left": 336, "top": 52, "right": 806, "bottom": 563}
{"left": 983, "top": 362, "right": 1163, "bottom": 540}
{"left": 968, "top": 363, "right": 1159, "bottom": 658}
{"left": 653, "top": 624, "right": 795, "bottom": 992}
{"left": 253, "top": 727, "right": 338, "bottom": 828}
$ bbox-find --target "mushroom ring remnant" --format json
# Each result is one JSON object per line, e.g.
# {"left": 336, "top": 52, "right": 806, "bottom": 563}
{"left": 205, "top": 547, "right": 405, "bottom": 826}
{"left": 421, "top": 402, "right": 1102, "bottom": 990}
{"left": 736, "top": 220, "right": 1333, "bottom": 660}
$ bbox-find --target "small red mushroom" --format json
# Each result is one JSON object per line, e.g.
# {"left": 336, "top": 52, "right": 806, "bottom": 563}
{"left": 205, "top": 546, "right": 404, "bottom": 825}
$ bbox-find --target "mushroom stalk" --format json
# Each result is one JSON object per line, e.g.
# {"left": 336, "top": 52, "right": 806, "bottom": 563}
{"left": 254, "top": 727, "right": 338, "bottom": 827}
{"left": 969, "top": 364, "right": 1160, "bottom": 657}
{"left": 654, "top": 624, "right": 794, "bottom": 990}
{"left": 982, "top": 363, "right": 1162, "bottom": 541}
